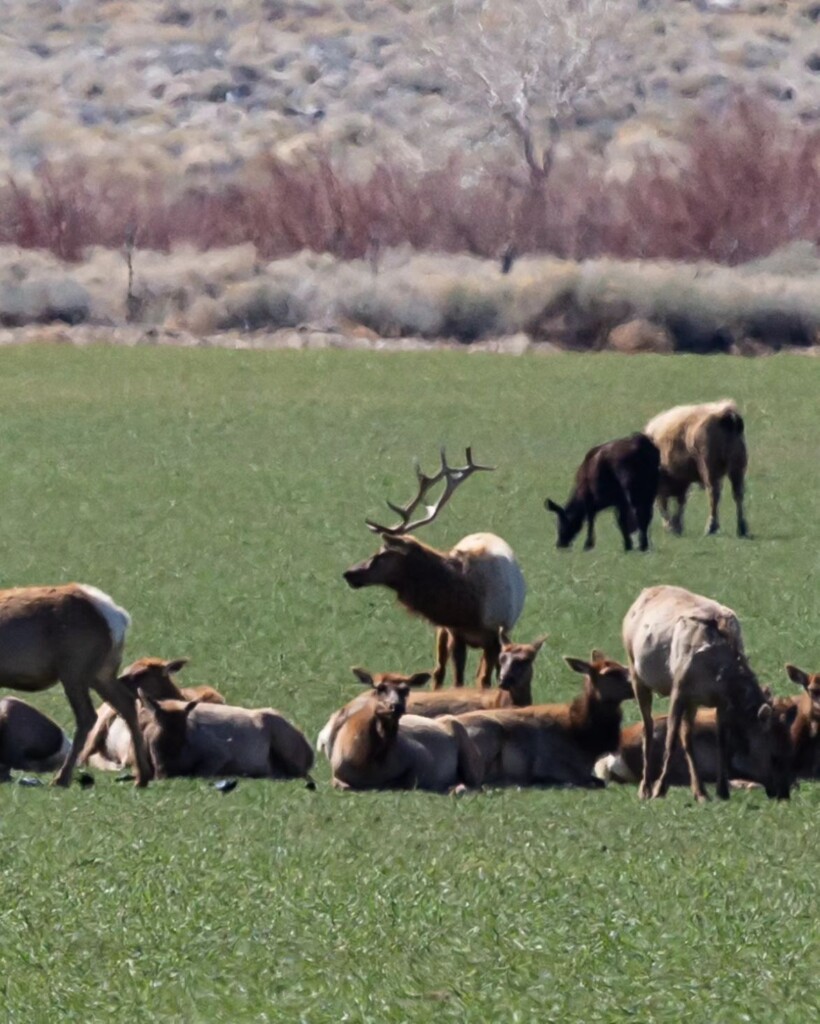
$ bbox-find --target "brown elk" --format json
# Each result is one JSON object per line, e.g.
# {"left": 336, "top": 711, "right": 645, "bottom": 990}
{"left": 0, "top": 584, "right": 152, "bottom": 787}
{"left": 786, "top": 664, "right": 820, "bottom": 777}
{"left": 623, "top": 585, "right": 780, "bottom": 802}
{"left": 343, "top": 448, "right": 526, "bottom": 688}
{"left": 445, "top": 652, "right": 634, "bottom": 787}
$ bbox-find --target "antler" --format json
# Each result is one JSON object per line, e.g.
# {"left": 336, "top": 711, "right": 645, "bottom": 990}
{"left": 365, "top": 447, "right": 494, "bottom": 535}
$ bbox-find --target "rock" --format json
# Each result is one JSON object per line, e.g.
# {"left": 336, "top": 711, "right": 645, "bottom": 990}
{"left": 607, "top": 319, "right": 674, "bottom": 354}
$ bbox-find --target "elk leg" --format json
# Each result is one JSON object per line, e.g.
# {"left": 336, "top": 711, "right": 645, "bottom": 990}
{"left": 635, "top": 498, "right": 653, "bottom": 552}
{"left": 680, "top": 705, "right": 709, "bottom": 802}
{"left": 670, "top": 488, "right": 687, "bottom": 535}
{"left": 55, "top": 683, "right": 98, "bottom": 787}
{"left": 433, "top": 628, "right": 449, "bottom": 689}
{"left": 714, "top": 703, "right": 731, "bottom": 800}
{"left": 477, "top": 632, "right": 501, "bottom": 688}
{"left": 653, "top": 689, "right": 684, "bottom": 799}
{"left": 449, "top": 633, "right": 468, "bottom": 687}
{"left": 94, "top": 677, "right": 153, "bottom": 787}
{"left": 729, "top": 463, "right": 748, "bottom": 537}
{"left": 633, "top": 679, "right": 655, "bottom": 800}
{"left": 698, "top": 457, "right": 721, "bottom": 535}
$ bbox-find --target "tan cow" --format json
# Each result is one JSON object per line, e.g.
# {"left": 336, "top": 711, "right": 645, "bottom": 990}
{"left": 623, "top": 584, "right": 777, "bottom": 802}
{"left": 0, "top": 583, "right": 151, "bottom": 787}
{"left": 444, "top": 652, "right": 633, "bottom": 787}
{"left": 644, "top": 399, "right": 748, "bottom": 536}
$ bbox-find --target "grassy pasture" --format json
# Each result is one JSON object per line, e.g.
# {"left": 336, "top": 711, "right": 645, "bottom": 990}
{"left": 0, "top": 347, "right": 817, "bottom": 1023}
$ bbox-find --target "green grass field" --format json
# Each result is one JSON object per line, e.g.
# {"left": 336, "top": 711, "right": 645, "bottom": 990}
{"left": 0, "top": 347, "right": 817, "bottom": 1023}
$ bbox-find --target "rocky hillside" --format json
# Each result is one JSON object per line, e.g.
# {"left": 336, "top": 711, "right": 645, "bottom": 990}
{"left": 2, "top": 0, "right": 818, "bottom": 186}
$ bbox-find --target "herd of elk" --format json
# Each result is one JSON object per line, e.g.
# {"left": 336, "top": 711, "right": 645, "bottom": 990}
{"left": 1, "top": 405, "right": 814, "bottom": 801}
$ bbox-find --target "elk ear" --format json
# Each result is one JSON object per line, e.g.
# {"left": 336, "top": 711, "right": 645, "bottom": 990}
{"left": 531, "top": 635, "right": 548, "bottom": 654}
{"left": 590, "top": 648, "right": 605, "bottom": 663}
{"left": 545, "top": 499, "right": 564, "bottom": 517}
{"left": 351, "top": 666, "right": 374, "bottom": 687}
{"left": 407, "top": 672, "right": 431, "bottom": 689}
{"left": 165, "top": 658, "right": 189, "bottom": 674}
{"left": 183, "top": 700, "right": 200, "bottom": 717}
{"left": 381, "top": 534, "right": 411, "bottom": 551}
{"left": 498, "top": 626, "right": 511, "bottom": 645}
{"left": 785, "top": 704, "right": 799, "bottom": 727}
{"left": 564, "top": 656, "right": 591, "bottom": 676}
{"left": 785, "top": 664, "right": 809, "bottom": 690}
{"left": 757, "top": 703, "right": 773, "bottom": 725}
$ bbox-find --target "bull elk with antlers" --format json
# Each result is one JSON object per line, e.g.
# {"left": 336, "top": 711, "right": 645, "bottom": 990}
{"left": 343, "top": 449, "right": 526, "bottom": 689}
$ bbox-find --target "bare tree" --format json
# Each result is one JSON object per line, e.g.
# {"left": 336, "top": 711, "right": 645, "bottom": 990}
{"left": 425, "top": 0, "right": 632, "bottom": 184}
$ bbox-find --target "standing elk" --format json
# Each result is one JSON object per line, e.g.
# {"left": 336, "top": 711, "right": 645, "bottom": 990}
{"left": 0, "top": 584, "right": 152, "bottom": 787}
{"left": 643, "top": 399, "right": 748, "bottom": 537}
{"left": 622, "top": 585, "right": 779, "bottom": 802}
{"left": 545, "top": 432, "right": 660, "bottom": 552}
{"left": 343, "top": 448, "right": 526, "bottom": 688}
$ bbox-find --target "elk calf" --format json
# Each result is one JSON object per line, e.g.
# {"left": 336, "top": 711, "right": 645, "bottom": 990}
{"left": 407, "top": 634, "right": 545, "bottom": 717}
{"left": 0, "top": 584, "right": 151, "bottom": 787}
{"left": 786, "top": 664, "right": 820, "bottom": 778}
{"left": 644, "top": 399, "right": 748, "bottom": 536}
{"left": 596, "top": 700, "right": 797, "bottom": 799}
{"left": 545, "top": 432, "right": 660, "bottom": 551}
{"left": 0, "top": 698, "right": 71, "bottom": 781}
{"left": 448, "top": 652, "right": 634, "bottom": 787}
{"left": 344, "top": 449, "right": 526, "bottom": 688}
{"left": 138, "top": 693, "right": 314, "bottom": 783}
{"left": 623, "top": 585, "right": 777, "bottom": 802}
{"left": 81, "top": 657, "right": 225, "bottom": 772}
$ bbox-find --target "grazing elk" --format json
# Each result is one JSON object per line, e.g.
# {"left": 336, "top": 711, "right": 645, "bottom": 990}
{"left": 446, "top": 652, "right": 634, "bottom": 787}
{"left": 0, "top": 584, "right": 152, "bottom": 787}
{"left": 644, "top": 399, "right": 748, "bottom": 537}
{"left": 343, "top": 449, "right": 526, "bottom": 688}
{"left": 81, "top": 657, "right": 225, "bottom": 773}
{"left": 785, "top": 664, "right": 820, "bottom": 778}
{"left": 0, "top": 698, "right": 71, "bottom": 781}
{"left": 138, "top": 692, "right": 315, "bottom": 783}
{"left": 407, "top": 633, "right": 545, "bottom": 717}
{"left": 321, "top": 669, "right": 484, "bottom": 791}
{"left": 595, "top": 699, "right": 797, "bottom": 799}
{"left": 622, "top": 585, "right": 779, "bottom": 802}
{"left": 545, "top": 432, "right": 660, "bottom": 552}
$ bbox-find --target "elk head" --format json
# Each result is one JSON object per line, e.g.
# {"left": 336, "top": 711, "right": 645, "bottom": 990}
{"left": 498, "top": 632, "right": 547, "bottom": 706}
{"left": 564, "top": 650, "right": 634, "bottom": 703}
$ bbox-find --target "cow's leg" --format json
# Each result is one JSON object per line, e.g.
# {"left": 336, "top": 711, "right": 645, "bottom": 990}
{"left": 729, "top": 462, "right": 748, "bottom": 538}
{"left": 94, "top": 677, "right": 152, "bottom": 787}
{"left": 653, "top": 686, "right": 693, "bottom": 799}
{"left": 55, "top": 682, "right": 98, "bottom": 787}
{"left": 680, "top": 704, "right": 709, "bottom": 802}
{"left": 449, "top": 633, "right": 468, "bottom": 687}
{"left": 615, "top": 504, "right": 634, "bottom": 552}
{"left": 432, "top": 628, "right": 449, "bottom": 689}
{"left": 583, "top": 511, "right": 596, "bottom": 550}
{"left": 633, "top": 679, "right": 655, "bottom": 800}
{"left": 714, "top": 702, "right": 731, "bottom": 800}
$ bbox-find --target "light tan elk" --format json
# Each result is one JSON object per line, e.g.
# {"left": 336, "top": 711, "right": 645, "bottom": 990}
{"left": 785, "top": 664, "right": 820, "bottom": 778}
{"left": 0, "top": 584, "right": 152, "bottom": 787}
{"left": 623, "top": 585, "right": 777, "bottom": 802}
{"left": 326, "top": 669, "right": 483, "bottom": 791}
{"left": 81, "top": 657, "right": 225, "bottom": 772}
{"left": 343, "top": 449, "right": 526, "bottom": 688}
{"left": 644, "top": 399, "right": 748, "bottom": 537}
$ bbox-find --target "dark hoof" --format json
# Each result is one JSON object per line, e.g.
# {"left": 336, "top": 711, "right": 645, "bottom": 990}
{"left": 77, "top": 772, "right": 95, "bottom": 789}
{"left": 18, "top": 776, "right": 44, "bottom": 788}
{"left": 115, "top": 772, "right": 136, "bottom": 783}
{"left": 305, "top": 777, "right": 317, "bottom": 791}
{"left": 213, "top": 779, "right": 238, "bottom": 794}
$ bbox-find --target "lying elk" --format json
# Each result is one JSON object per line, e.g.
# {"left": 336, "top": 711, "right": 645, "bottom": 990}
{"left": 0, "top": 698, "right": 71, "bottom": 781}
{"left": 786, "top": 664, "right": 820, "bottom": 778}
{"left": 343, "top": 448, "right": 526, "bottom": 688}
{"left": 0, "top": 583, "right": 152, "bottom": 787}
